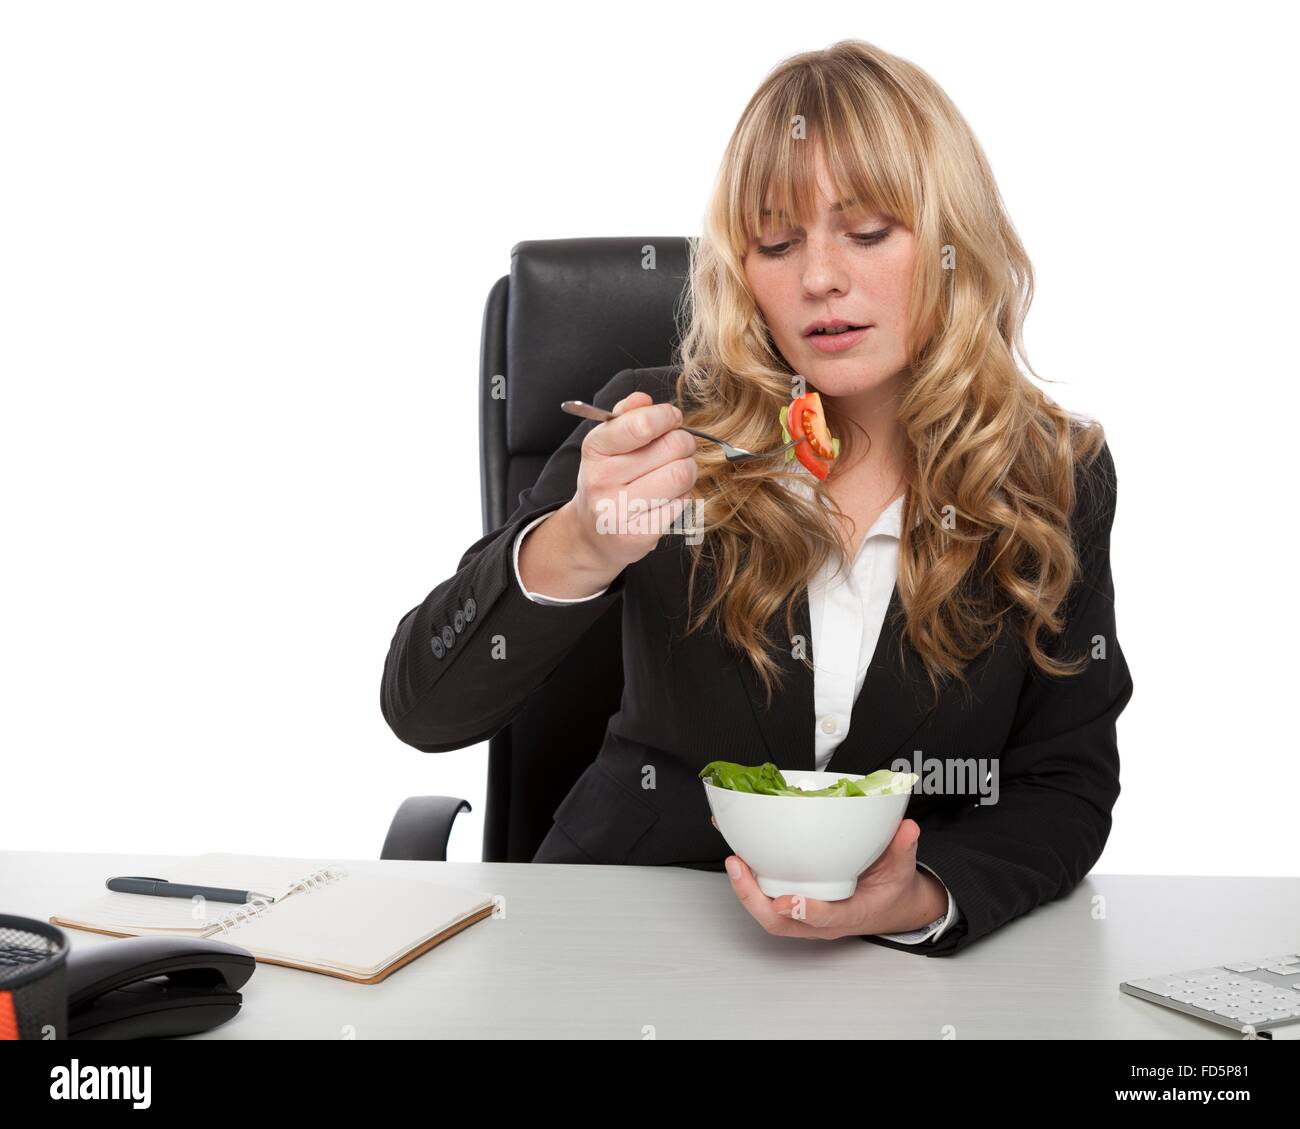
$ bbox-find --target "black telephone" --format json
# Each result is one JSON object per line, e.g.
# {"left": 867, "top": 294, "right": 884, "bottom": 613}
{"left": 66, "top": 936, "right": 256, "bottom": 1039}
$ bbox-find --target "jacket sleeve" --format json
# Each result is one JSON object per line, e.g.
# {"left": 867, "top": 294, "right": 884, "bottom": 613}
{"left": 865, "top": 439, "right": 1134, "bottom": 957}
{"left": 380, "top": 366, "right": 642, "bottom": 752}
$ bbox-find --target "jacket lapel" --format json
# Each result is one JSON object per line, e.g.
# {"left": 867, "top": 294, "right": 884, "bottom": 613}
{"left": 735, "top": 587, "right": 817, "bottom": 772}
{"left": 736, "top": 582, "right": 938, "bottom": 778}
{"left": 822, "top": 583, "right": 938, "bottom": 778}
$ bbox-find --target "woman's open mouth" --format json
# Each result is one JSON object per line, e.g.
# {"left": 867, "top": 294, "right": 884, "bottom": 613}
{"left": 806, "top": 325, "right": 871, "bottom": 352}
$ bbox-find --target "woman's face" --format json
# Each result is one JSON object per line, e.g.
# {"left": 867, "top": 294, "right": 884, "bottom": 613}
{"left": 742, "top": 148, "right": 918, "bottom": 401}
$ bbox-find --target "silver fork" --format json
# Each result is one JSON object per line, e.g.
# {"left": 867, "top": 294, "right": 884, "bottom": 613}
{"left": 560, "top": 401, "right": 804, "bottom": 464}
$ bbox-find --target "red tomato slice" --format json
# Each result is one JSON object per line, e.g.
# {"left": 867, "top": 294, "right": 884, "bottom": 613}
{"left": 787, "top": 392, "right": 837, "bottom": 479}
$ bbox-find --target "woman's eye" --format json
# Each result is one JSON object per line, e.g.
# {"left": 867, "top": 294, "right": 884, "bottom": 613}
{"left": 853, "top": 226, "right": 893, "bottom": 247}
{"left": 755, "top": 227, "right": 893, "bottom": 258}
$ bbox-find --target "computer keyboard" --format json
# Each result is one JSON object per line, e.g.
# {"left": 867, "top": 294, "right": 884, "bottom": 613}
{"left": 1121, "top": 952, "right": 1300, "bottom": 1038}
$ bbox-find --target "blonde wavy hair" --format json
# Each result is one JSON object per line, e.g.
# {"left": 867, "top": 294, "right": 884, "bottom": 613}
{"left": 669, "top": 38, "right": 1109, "bottom": 709}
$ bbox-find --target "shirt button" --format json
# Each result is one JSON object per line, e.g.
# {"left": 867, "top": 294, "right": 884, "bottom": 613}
{"left": 440, "top": 625, "right": 455, "bottom": 649}
{"left": 820, "top": 716, "right": 839, "bottom": 735}
{"left": 430, "top": 637, "right": 445, "bottom": 659}
{"left": 464, "top": 597, "right": 476, "bottom": 622}
{"left": 452, "top": 609, "right": 466, "bottom": 634}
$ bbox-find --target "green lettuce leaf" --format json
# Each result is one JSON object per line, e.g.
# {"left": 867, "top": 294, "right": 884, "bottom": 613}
{"left": 699, "top": 760, "right": 917, "bottom": 797}
{"left": 779, "top": 403, "right": 795, "bottom": 462}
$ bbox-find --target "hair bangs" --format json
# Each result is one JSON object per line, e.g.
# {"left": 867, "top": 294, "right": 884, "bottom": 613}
{"left": 731, "top": 75, "right": 919, "bottom": 253}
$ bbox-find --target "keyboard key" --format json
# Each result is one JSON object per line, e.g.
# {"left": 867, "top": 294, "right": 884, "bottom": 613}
{"left": 1223, "top": 961, "right": 1260, "bottom": 973}
{"left": 1268, "top": 966, "right": 1300, "bottom": 977}
{"left": 1128, "top": 978, "right": 1177, "bottom": 996}
{"left": 1212, "top": 1005, "right": 1248, "bottom": 1018}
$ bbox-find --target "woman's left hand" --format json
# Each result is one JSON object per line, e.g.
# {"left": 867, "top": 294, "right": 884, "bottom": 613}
{"left": 714, "top": 816, "right": 943, "bottom": 940}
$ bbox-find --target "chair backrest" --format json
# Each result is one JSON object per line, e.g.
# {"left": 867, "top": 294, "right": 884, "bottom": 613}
{"left": 477, "top": 235, "right": 694, "bottom": 862}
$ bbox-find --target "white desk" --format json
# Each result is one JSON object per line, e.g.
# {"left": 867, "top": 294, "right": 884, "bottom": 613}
{"left": 4, "top": 851, "right": 1296, "bottom": 1039}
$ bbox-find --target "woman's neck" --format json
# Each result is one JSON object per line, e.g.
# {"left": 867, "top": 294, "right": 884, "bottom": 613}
{"left": 826, "top": 373, "right": 911, "bottom": 493}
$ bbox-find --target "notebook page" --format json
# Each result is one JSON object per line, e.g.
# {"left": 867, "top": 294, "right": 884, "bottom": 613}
{"left": 51, "top": 891, "right": 232, "bottom": 935}
{"left": 50, "top": 854, "right": 346, "bottom": 935}
{"left": 211, "top": 873, "right": 495, "bottom": 976}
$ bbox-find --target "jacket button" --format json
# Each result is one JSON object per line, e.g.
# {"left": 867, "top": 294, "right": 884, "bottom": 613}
{"left": 440, "top": 625, "right": 455, "bottom": 649}
{"left": 431, "top": 637, "right": 445, "bottom": 659}
{"left": 464, "top": 597, "right": 476, "bottom": 622}
{"left": 452, "top": 609, "right": 465, "bottom": 634}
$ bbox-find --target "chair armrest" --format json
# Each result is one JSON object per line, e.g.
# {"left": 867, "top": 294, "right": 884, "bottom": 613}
{"left": 381, "top": 795, "right": 472, "bottom": 861}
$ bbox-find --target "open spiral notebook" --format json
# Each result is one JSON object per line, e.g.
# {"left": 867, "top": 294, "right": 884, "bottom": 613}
{"left": 49, "top": 853, "right": 497, "bottom": 984}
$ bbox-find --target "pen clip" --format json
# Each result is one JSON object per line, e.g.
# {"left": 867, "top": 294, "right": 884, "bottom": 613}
{"left": 110, "top": 875, "right": 169, "bottom": 883}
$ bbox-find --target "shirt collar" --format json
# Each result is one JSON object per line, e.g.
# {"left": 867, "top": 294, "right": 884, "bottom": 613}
{"left": 872, "top": 492, "right": 907, "bottom": 540}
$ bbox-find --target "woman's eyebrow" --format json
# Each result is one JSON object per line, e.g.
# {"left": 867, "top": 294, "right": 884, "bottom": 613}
{"left": 759, "top": 197, "right": 864, "bottom": 219}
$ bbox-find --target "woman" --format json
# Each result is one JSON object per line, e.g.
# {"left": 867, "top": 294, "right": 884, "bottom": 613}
{"left": 380, "top": 39, "right": 1134, "bottom": 956}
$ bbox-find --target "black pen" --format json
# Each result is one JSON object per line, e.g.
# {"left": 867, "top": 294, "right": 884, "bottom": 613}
{"left": 105, "top": 876, "right": 275, "bottom": 904}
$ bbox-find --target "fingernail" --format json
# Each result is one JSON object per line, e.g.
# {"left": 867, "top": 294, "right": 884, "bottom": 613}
{"left": 725, "top": 858, "right": 740, "bottom": 879}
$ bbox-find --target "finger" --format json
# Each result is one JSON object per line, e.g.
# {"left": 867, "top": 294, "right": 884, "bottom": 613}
{"left": 725, "top": 856, "right": 840, "bottom": 940}
{"left": 623, "top": 492, "right": 696, "bottom": 539}
{"left": 605, "top": 423, "right": 696, "bottom": 485}
{"left": 619, "top": 458, "right": 698, "bottom": 529}
{"left": 724, "top": 855, "right": 780, "bottom": 925}
{"left": 610, "top": 391, "right": 652, "bottom": 416}
{"left": 872, "top": 817, "right": 921, "bottom": 867}
{"left": 769, "top": 889, "right": 860, "bottom": 931}
{"left": 893, "top": 818, "right": 921, "bottom": 858}
{"left": 586, "top": 401, "right": 683, "bottom": 457}
{"left": 857, "top": 818, "right": 922, "bottom": 884}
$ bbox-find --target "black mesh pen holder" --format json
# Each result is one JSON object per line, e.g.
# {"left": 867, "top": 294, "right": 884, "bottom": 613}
{"left": 0, "top": 914, "right": 69, "bottom": 1040}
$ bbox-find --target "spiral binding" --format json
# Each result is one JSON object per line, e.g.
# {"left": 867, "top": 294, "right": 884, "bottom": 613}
{"left": 206, "top": 865, "right": 350, "bottom": 937}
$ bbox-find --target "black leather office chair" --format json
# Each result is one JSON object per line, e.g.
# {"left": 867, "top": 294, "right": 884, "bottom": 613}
{"left": 380, "top": 235, "right": 695, "bottom": 864}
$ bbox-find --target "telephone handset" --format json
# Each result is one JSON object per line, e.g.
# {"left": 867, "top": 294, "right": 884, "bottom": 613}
{"left": 66, "top": 935, "right": 255, "bottom": 1039}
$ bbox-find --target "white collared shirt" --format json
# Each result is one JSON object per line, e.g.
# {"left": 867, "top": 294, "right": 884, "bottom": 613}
{"left": 510, "top": 476, "right": 961, "bottom": 945}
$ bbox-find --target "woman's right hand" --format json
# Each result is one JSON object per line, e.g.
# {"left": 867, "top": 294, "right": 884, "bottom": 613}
{"left": 565, "top": 391, "right": 699, "bottom": 574}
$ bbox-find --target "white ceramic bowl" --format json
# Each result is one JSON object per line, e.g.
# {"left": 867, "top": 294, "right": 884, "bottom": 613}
{"left": 703, "top": 769, "right": 914, "bottom": 900}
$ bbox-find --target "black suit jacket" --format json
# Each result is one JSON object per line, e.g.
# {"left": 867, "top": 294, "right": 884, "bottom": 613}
{"left": 380, "top": 364, "right": 1135, "bottom": 956}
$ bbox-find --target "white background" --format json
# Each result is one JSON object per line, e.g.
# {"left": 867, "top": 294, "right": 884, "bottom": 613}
{"left": 3, "top": 1, "right": 1295, "bottom": 877}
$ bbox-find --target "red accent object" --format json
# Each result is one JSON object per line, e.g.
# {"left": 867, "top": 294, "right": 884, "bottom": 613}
{"left": 0, "top": 991, "right": 18, "bottom": 1039}
{"left": 787, "top": 392, "right": 837, "bottom": 480}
